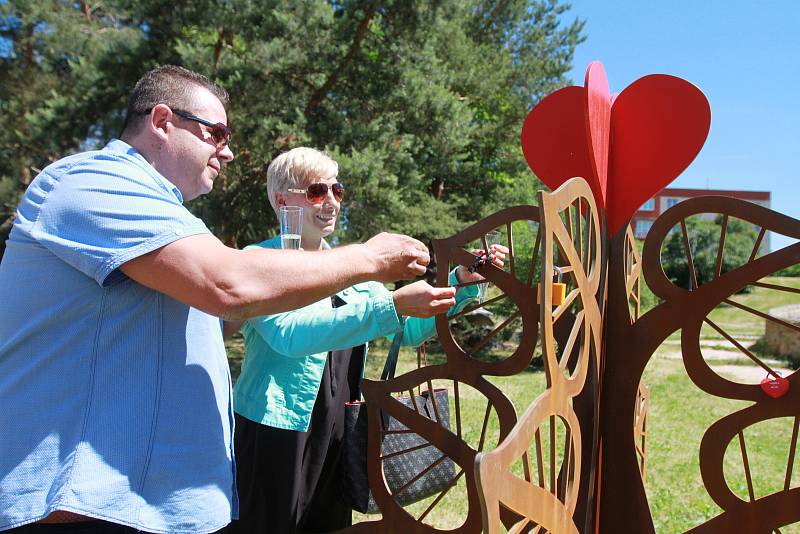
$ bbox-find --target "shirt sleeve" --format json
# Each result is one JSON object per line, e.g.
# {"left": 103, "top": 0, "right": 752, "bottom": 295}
{"left": 31, "top": 153, "right": 210, "bottom": 286}
{"left": 243, "top": 262, "right": 477, "bottom": 355}
{"left": 243, "top": 282, "right": 403, "bottom": 358}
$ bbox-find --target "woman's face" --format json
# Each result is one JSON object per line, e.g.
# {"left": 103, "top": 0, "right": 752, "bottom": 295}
{"left": 282, "top": 173, "right": 341, "bottom": 246}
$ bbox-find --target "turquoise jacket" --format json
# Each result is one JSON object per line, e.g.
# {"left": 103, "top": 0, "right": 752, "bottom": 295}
{"left": 232, "top": 235, "right": 478, "bottom": 432}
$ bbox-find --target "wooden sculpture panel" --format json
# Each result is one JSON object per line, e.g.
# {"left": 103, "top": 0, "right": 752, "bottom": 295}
{"left": 475, "top": 177, "right": 602, "bottom": 534}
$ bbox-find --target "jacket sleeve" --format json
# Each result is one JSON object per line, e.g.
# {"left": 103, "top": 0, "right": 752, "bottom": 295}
{"left": 400, "top": 268, "right": 479, "bottom": 347}
{"left": 243, "top": 283, "right": 403, "bottom": 358}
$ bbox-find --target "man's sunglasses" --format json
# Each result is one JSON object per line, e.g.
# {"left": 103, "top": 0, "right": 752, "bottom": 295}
{"left": 287, "top": 182, "right": 345, "bottom": 203}
{"left": 173, "top": 110, "right": 232, "bottom": 150}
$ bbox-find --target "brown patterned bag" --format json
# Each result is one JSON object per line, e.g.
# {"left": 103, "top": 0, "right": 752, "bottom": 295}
{"left": 342, "top": 326, "right": 455, "bottom": 513}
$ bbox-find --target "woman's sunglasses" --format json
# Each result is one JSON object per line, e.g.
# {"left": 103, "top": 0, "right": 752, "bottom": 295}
{"left": 173, "top": 110, "right": 232, "bottom": 150}
{"left": 287, "top": 182, "right": 345, "bottom": 203}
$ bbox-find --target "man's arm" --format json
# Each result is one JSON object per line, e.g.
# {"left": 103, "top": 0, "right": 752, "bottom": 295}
{"left": 120, "top": 232, "right": 429, "bottom": 319}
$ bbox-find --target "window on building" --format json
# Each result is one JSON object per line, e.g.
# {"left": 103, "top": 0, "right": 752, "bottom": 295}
{"left": 665, "top": 198, "right": 679, "bottom": 209}
{"left": 640, "top": 198, "right": 655, "bottom": 211}
{"left": 635, "top": 219, "right": 654, "bottom": 238}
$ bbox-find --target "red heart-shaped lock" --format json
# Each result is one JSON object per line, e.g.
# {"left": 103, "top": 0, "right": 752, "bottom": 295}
{"left": 760, "top": 374, "right": 790, "bottom": 398}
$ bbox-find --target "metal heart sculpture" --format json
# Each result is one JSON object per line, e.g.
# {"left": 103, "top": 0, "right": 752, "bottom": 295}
{"left": 521, "top": 61, "right": 712, "bottom": 235}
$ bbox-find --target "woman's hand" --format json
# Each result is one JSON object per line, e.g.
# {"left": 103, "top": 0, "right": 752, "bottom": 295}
{"left": 456, "top": 244, "right": 509, "bottom": 284}
{"left": 392, "top": 280, "right": 456, "bottom": 318}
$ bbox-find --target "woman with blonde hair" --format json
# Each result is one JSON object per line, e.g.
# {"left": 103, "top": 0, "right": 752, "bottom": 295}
{"left": 230, "top": 147, "right": 505, "bottom": 533}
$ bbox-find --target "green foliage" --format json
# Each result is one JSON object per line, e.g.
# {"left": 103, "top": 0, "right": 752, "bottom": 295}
{"left": 1, "top": 0, "right": 585, "bottom": 255}
{"left": 776, "top": 263, "right": 800, "bottom": 277}
{"left": 639, "top": 275, "right": 661, "bottom": 312}
{"left": 0, "top": 176, "right": 21, "bottom": 256}
{"left": 661, "top": 215, "right": 759, "bottom": 292}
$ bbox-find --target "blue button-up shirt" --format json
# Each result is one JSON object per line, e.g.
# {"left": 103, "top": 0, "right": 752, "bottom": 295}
{"left": 0, "top": 140, "right": 237, "bottom": 533}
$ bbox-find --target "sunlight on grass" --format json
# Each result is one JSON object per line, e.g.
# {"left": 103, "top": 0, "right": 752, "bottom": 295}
{"left": 705, "top": 277, "right": 800, "bottom": 339}
{"left": 643, "top": 352, "right": 744, "bottom": 532}
{"left": 722, "top": 417, "right": 800, "bottom": 502}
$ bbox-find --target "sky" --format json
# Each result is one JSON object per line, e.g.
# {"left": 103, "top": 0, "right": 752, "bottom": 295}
{"left": 558, "top": 1, "right": 799, "bottom": 251}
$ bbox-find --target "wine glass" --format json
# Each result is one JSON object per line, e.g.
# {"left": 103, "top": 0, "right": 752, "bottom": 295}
{"left": 477, "top": 229, "right": 502, "bottom": 303}
{"left": 279, "top": 206, "right": 303, "bottom": 249}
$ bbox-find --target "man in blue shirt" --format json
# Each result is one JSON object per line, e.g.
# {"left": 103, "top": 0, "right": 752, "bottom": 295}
{"left": 0, "top": 65, "right": 453, "bottom": 533}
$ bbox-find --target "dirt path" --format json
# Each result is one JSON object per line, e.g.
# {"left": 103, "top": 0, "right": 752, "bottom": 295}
{"left": 711, "top": 364, "right": 791, "bottom": 383}
{"left": 658, "top": 346, "right": 792, "bottom": 384}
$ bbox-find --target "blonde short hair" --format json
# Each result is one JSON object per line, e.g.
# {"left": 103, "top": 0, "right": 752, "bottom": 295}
{"left": 266, "top": 147, "right": 339, "bottom": 215}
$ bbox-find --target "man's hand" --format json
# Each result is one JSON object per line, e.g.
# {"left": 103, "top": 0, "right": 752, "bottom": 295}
{"left": 362, "top": 232, "right": 430, "bottom": 283}
{"left": 392, "top": 281, "right": 456, "bottom": 318}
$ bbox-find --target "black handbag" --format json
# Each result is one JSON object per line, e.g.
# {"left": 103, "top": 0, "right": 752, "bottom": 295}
{"left": 342, "top": 323, "right": 456, "bottom": 514}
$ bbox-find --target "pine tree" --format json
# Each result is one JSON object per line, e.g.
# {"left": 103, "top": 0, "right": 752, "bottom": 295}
{"left": 1, "top": 0, "right": 584, "bottom": 258}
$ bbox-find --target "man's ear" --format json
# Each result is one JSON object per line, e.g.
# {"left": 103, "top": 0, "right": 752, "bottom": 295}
{"left": 149, "top": 104, "right": 172, "bottom": 142}
{"left": 275, "top": 192, "right": 286, "bottom": 207}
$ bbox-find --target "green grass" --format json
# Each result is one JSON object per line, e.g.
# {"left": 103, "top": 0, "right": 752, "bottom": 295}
{"left": 643, "top": 350, "right": 800, "bottom": 533}
{"left": 225, "top": 277, "right": 800, "bottom": 532}
{"left": 701, "top": 276, "right": 800, "bottom": 342}
{"left": 643, "top": 277, "right": 800, "bottom": 532}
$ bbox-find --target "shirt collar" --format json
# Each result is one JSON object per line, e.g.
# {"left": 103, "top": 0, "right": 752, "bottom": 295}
{"left": 103, "top": 139, "right": 185, "bottom": 203}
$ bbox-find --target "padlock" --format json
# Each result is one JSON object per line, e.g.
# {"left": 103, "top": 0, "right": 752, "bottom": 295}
{"left": 760, "top": 372, "right": 789, "bottom": 398}
{"left": 551, "top": 266, "right": 567, "bottom": 306}
{"left": 537, "top": 266, "right": 567, "bottom": 306}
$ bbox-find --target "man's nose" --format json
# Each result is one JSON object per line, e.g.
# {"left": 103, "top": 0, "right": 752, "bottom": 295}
{"left": 217, "top": 144, "right": 234, "bottom": 162}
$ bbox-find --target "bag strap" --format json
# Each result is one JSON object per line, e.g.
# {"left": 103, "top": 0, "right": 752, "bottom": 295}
{"left": 380, "top": 316, "right": 406, "bottom": 380}
{"left": 415, "top": 342, "right": 429, "bottom": 396}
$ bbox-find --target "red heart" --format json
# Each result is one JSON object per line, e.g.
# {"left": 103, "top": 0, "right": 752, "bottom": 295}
{"left": 584, "top": 61, "right": 612, "bottom": 207}
{"left": 608, "top": 74, "right": 711, "bottom": 234}
{"left": 521, "top": 85, "right": 597, "bottom": 204}
{"left": 520, "top": 62, "right": 711, "bottom": 235}
{"left": 760, "top": 375, "right": 790, "bottom": 398}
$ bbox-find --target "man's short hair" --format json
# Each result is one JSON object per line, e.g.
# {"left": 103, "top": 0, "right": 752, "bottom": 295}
{"left": 120, "top": 65, "right": 229, "bottom": 137}
{"left": 266, "top": 148, "right": 339, "bottom": 215}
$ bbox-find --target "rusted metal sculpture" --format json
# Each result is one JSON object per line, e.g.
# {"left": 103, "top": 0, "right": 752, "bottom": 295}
{"left": 601, "top": 196, "right": 800, "bottom": 534}
{"left": 341, "top": 206, "right": 544, "bottom": 533}
{"left": 343, "top": 61, "right": 799, "bottom": 532}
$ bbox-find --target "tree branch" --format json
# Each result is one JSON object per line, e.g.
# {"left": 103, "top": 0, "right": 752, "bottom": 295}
{"left": 304, "top": 8, "right": 375, "bottom": 117}
{"left": 213, "top": 28, "right": 235, "bottom": 71}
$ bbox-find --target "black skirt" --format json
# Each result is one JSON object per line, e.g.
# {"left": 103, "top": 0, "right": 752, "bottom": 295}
{"left": 230, "top": 341, "right": 366, "bottom": 534}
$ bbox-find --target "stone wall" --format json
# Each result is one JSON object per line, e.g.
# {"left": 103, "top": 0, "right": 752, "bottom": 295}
{"left": 765, "top": 304, "right": 800, "bottom": 361}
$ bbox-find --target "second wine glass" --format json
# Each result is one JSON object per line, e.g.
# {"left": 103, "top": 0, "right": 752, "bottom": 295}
{"left": 477, "top": 229, "right": 502, "bottom": 303}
